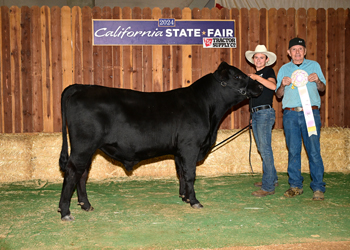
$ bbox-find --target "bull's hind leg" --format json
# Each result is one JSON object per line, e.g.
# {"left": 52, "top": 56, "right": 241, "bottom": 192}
{"left": 175, "top": 156, "right": 188, "bottom": 202}
{"left": 58, "top": 159, "right": 88, "bottom": 221}
{"left": 76, "top": 166, "right": 94, "bottom": 212}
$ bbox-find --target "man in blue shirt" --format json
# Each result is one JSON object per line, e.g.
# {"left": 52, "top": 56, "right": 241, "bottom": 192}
{"left": 276, "top": 37, "right": 326, "bottom": 201}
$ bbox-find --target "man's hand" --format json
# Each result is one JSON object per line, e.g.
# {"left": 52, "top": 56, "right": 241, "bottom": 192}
{"left": 309, "top": 73, "right": 325, "bottom": 92}
{"left": 276, "top": 77, "right": 292, "bottom": 98}
{"left": 282, "top": 76, "right": 292, "bottom": 86}
{"left": 308, "top": 73, "right": 319, "bottom": 83}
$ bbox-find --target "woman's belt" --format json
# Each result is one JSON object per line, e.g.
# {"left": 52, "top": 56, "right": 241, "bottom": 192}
{"left": 251, "top": 105, "right": 272, "bottom": 113}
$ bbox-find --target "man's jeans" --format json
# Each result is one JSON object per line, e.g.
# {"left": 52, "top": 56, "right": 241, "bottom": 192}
{"left": 252, "top": 108, "right": 277, "bottom": 192}
{"left": 283, "top": 109, "right": 326, "bottom": 192}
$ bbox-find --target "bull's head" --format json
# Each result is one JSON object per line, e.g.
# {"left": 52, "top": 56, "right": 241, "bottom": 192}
{"left": 213, "top": 61, "right": 263, "bottom": 99}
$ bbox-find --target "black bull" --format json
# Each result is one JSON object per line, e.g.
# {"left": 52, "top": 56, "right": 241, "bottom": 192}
{"left": 58, "top": 61, "right": 263, "bottom": 221}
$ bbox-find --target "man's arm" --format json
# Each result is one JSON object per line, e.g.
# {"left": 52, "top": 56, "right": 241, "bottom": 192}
{"left": 276, "top": 85, "right": 285, "bottom": 98}
{"left": 316, "top": 79, "right": 326, "bottom": 92}
{"left": 276, "top": 77, "right": 292, "bottom": 98}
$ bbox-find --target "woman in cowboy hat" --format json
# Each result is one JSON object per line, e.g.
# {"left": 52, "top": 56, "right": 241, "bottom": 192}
{"left": 245, "top": 45, "right": 278, "bottom": 197}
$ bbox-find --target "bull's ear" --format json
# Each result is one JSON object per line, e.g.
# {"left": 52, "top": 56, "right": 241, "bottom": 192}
{"left": 216, "top": 61, "right": 229, "bottom": 80}
{"left": 217, "top": 61, "right": 229, "bottom": 72}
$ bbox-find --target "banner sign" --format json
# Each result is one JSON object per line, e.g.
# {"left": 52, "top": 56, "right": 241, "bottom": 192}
{"left": 93, "top": 19, "right": 235, "bottom": 47}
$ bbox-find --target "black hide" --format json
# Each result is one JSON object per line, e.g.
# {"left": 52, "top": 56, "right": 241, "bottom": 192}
{"left": 58, "top": 61, "right": 263, "bottom": 221}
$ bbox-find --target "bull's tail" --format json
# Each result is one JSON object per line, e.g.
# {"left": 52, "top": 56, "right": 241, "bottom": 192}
{"left": 59, "top": 84, "right": 79, "bottom": 172}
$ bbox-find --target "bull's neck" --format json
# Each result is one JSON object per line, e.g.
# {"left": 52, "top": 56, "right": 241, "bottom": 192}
{"left": 191, "top": 74, "right": 244, "bottom": 127}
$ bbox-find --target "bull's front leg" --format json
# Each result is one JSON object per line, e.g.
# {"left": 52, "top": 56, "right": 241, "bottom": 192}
{"left": 176, "top": 153, "right": 203, "bottom": 209}
{"left": 184, "top": 166, "right": 203, "bottom": 209}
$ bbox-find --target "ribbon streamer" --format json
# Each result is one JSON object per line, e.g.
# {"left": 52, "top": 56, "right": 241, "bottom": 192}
{"left": 291, "top": 70, "right": 317, "bottom": 137}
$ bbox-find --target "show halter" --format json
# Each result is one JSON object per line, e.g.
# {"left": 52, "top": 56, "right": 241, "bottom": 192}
{"left": 291, "top": 69, "right": 317, "bottom": 137}
{"left": 212, "top": 73, "right": 249, "bottom": 98}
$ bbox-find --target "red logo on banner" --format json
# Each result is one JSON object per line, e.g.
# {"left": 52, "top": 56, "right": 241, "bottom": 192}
{"left": 203, "top": 38, "right": 213, "bottom": 47}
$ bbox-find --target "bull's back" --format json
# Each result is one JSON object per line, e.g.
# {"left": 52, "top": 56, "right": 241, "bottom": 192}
{"left": 65, "top": 84, "right": 211, "bottom": 160}
{"left": 66, "top": 85, "right": 196, "bottom": 128}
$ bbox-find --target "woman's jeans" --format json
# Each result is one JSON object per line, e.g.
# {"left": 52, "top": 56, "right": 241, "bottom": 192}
{"left": 283, "top": 109, "right": 326, "bottom": 192}
{"left": 252, "top": 108, "right": 277, "bottom": 192}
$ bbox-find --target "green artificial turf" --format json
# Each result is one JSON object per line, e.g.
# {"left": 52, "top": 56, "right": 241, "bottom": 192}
{"left": 0, "top": 173, "right": 349, "bottom": 249}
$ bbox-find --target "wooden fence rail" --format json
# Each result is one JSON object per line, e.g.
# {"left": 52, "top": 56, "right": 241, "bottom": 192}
{"left": 0, "top": 6, "right": 349, "bottom": 133}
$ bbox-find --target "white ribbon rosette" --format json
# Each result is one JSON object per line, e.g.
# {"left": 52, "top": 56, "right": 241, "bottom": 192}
{"left": 291, "top": 69, "right": 308, "bottom": 88}
{"left": 291, "top": 69, "right": 317, "bottom": 137}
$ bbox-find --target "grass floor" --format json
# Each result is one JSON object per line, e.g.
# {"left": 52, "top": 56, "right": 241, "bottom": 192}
{"left": 0, "top": 173, "right": 349, "bottom": 249}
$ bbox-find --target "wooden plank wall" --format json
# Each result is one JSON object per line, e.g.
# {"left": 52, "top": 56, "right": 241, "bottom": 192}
{"left": 0, "top": 6, "right": 349, "bottom": 133}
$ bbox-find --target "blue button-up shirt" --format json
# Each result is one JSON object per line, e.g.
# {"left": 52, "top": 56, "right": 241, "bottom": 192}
{"left": 276, "top": 59, "right": 326, "bottom": 109}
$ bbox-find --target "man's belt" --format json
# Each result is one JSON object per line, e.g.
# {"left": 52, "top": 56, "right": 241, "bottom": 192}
{"left": 284, "top": 106, "right": 319, "bottom": 112}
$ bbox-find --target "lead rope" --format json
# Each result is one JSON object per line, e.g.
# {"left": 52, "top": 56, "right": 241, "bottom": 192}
{"left": 248, "top": 120, "right": 254, "bottom": 174}
{"left": 211, "top": 124, "right": 250, "bottom": 150}
{"left": 249, "top": 98, "right": 254, "bottom": 174}
{"left": 211, "top": 122, "right": 254, "bottom": 174}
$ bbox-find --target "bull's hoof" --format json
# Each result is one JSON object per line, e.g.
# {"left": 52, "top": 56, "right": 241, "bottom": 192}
{"left": 61, "top": 214, "right": 75, "bottom": 221}
{"left": 191, "top": 203, "right": 203, "bottom": 209}
{"left": 180, "top": 195, "right": 190, "bottom": 203}
{"left": 82, "top": 206, "right": 94, "bottom": 212}
{"left": 182, "top": 198, "right": 190, "bottom": 203}
{"left": 78, "top": 202, "right": 94, "bottom": 212}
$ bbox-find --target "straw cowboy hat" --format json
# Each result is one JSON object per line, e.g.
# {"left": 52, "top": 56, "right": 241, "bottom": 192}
{"left": 245, "top": 45, "right": 277, "bottom": 66}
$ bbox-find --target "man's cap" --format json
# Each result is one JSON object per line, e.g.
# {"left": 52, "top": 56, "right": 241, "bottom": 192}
{"left": 289, "top": 37, "right": 306, "bottom": 49}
